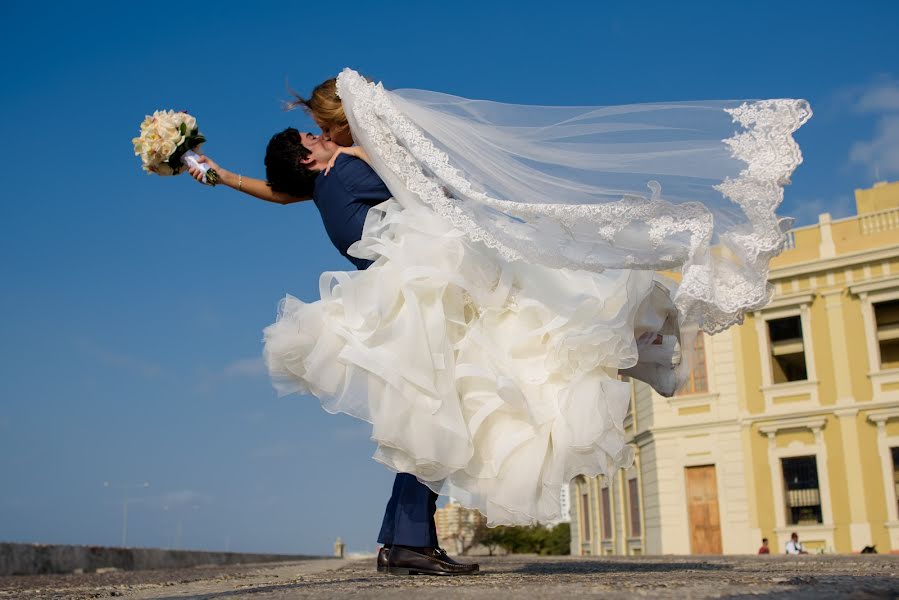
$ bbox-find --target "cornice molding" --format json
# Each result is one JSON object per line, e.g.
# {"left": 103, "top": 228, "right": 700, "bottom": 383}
{"left": 770, "top": 245, "right": 899, "bottom": 281}
{"left": 764, "top": 291, "right": 817, "bottom": 311}
{"left": 848, "top": 274, "right": 899, "bottom": 296}
{"left": 758, "top": 415, "right": 827, "bottom": 435}
{"left": 867, "top": 406, "right": 899, "bottom": 425}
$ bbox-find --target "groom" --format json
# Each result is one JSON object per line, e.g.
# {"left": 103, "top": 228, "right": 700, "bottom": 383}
{"left": 261, "top": 128, "right": 479, "bottom": 576}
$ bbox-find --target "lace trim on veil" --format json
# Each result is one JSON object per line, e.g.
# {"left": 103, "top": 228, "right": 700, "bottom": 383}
{"left": 337, "top": 69, "right": 811, "bottom": 334}
{"left": 338, "top": 72, "right": 522, "bottom": 259}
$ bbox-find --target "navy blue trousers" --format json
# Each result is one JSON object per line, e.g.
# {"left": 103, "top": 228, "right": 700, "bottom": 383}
{"left": 377, "top": 473, "right": 438, "bottom": 547}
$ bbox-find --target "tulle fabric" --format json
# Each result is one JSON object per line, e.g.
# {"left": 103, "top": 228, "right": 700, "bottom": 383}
{"left": 264, "top": 199, "right": 680, "bottom": 525}
{"left": 337, "top": 69, "right": 812, "bottom": 334}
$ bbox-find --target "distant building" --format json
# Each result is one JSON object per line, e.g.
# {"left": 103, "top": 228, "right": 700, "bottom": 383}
{"left": 559, "top": 484, "right": 571, "bottom": 523}
{"left": 543, "top": 482, "right": 571, "bottom": 525}
{"left": 435, "top": 500, "right": 487, "bottom": 555}
{"left": 570, "top": 181, "right": 899, "bottom": 555}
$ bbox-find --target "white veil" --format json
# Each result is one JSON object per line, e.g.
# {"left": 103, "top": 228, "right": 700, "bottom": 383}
{"left": 336, "top": 68, "right": 811, "bottom": 334}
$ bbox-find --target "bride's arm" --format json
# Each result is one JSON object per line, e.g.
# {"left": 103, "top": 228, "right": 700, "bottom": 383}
{"left": 324, "top": 146, "right": 370, "bottom": 176}
{"left": 188, "top": 155, "right": 310, "bottom": 204}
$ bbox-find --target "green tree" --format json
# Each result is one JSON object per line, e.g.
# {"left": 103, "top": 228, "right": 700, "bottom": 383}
{"left": 543, "top": 522, "right": 571, "bottom": 555}
{"left": 480, "top": 523, "right": 570, "bottom": 555}
{"left": 480, "top": 526, "right": 506, "bottom": 556}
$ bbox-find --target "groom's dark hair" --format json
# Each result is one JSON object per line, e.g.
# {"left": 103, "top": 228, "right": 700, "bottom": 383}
{"left": 265, "top": 127, "right": 318, "bottom": 198}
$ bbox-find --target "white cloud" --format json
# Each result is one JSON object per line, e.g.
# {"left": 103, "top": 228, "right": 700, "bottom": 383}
{"left": 784, "top": 195, "right": 856, "bottom": 228}
{"left": 848, "top": 78, "right": 899, "bottom": 180}
{"left": 223, "top": 357, "right": 266, "bottom": 378}
{"left": 849, "top": 115, "right": 899, "bottom": 179}
{"left": 855, "top": 79, "right": 899, "bottom": 113}
{"left": 188, "top": 356, "right": 269, "bottom": 400}
{"left": 74, "top": 338, "right": 164, "bottom": 378}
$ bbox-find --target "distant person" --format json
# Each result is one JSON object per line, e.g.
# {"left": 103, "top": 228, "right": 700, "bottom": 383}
{"left": 758, "top": 538, "right": 770, "bottom": 554}
{"left": 785, "top": 532, "right": 807, "bottom": 554}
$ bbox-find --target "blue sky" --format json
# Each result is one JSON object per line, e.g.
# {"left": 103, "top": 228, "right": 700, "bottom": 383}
{"left": 1, "top": 1, "right": 898, "bottom": 555}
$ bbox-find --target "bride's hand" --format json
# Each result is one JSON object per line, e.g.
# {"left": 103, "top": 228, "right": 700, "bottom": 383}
{"left": 324, "top": 146, "right": 369, "bottom": 175}
{"left": 187, "top": 154, "right": 225, "bottom": 183}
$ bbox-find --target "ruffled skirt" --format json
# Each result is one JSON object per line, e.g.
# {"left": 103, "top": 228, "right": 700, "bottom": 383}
{"left": 263, "top": 199, "right": 680, "bottom": 525}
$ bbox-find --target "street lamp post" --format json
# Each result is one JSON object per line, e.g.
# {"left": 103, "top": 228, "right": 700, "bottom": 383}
{"left": 163, "top": 502, "right": 200, "bottom": 550}
{"left": 103, "top": 481, "right": 150, "bottom": 547}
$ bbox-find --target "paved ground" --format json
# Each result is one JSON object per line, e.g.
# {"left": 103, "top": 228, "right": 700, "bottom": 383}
{"left": 1, "top": 554, "right": 897, "bottom": 599}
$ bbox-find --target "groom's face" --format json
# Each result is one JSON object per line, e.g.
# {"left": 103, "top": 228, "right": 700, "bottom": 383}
{"left": 298, "top": 132, "right": 337, "bottom": 171}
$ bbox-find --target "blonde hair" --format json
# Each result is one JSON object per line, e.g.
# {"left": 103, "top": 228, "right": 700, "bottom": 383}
{"left": 288, "top": 78, "right": 351, "bottom": 143}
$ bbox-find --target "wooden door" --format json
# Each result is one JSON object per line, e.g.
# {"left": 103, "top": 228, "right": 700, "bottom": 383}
{"left": 685, "top": 465, "right": 723, "bottom": 554}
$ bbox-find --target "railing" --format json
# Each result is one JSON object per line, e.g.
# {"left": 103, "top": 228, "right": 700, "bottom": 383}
{"left": 779, "top": 206, "right": 899, "bottom": 253}
{"left": 783, "top": 230, "right": 796, "bottom": 250}
{"left": 859, "top": 206, "right": 899, "bottom": 235}
{"left": 786, "top": 488, "right": 821, "bottom": 508}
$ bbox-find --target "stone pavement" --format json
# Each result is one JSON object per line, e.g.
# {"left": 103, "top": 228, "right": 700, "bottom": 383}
{"left": 1, "top": 554, "right": 897, "bottom": 599}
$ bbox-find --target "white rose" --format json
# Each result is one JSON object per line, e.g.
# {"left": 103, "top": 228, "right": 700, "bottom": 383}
{"left": 160, "top": 125, "right": 181, "bottom": 145}
{"left": 180, "top": 113, "right": 197, "bottom": 133}
{"left": 154, "top": 112, "right": 174, "bottom": 130}
{"left": 160, "top": 140, "right": 177, "bottom": 158}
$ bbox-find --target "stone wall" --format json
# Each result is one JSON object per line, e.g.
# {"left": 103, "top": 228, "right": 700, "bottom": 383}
{"left": 0, "top": 542, "right": 325, "bottom": 576}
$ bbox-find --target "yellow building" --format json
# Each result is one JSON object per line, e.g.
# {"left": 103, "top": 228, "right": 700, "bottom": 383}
{"left": 571, "top": 181, "right": 899, "bottom": 555}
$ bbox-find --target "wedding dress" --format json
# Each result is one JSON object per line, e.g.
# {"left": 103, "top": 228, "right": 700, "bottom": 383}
{"left": 264, "top": 69, "right": 811, "bottom": 525}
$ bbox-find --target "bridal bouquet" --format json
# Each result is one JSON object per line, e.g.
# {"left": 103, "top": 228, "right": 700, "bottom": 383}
{"left": 132, "top": 110, "right": 218, "bottom": 185}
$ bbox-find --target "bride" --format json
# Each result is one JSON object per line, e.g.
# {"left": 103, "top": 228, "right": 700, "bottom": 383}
{"left": 193, "top": 69, "right": 810, "bottom": 528}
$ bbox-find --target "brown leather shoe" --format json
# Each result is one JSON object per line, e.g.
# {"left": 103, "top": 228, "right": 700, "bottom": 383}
{"left": 387, "top": 546, "right": 479, "bottom": 576}
{"left": 376, "top": 546, "right": 390, "bottom": 573}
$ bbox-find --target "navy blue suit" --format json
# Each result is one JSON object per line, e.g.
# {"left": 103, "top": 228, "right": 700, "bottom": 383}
{"left": 312, "top": 154, "right": 439, "bottom": 549}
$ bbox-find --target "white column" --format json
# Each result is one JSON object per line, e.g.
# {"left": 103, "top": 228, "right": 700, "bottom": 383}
{"left": 857, "top": 292, "right": 881, "bottom": 375}
{"left": 799, "top": 302, "right": 817, "bottom": 382}
{"left": 818, "top": 213, "right": 836, "bottom": 258}
{"left": 754, "top": 312, "right": 773, "bottom": 387}
{"left": 871, "top": 417, "right": 898, "bottom": 523}
{"left": 812, "top": 424, "right": 834, "bottom": 529}
{"left": 834, "top": 407, "right": 873, "bottom": 549}
{"left": 766, "top": 432, "right": 787, "bottom": 533}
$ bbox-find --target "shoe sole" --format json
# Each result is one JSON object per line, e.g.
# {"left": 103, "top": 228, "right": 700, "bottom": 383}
{"left": 387, "top": 567, "right": 479, "bottom": 576}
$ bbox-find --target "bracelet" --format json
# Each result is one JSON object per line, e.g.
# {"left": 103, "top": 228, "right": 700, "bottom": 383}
{"left": 238, "top": 174, "right": 243, "bottom": 191}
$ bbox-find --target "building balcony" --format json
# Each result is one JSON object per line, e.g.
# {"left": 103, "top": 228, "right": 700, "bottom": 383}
{"left": 772, "top": 181, "right": 899, "bottom": 271}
